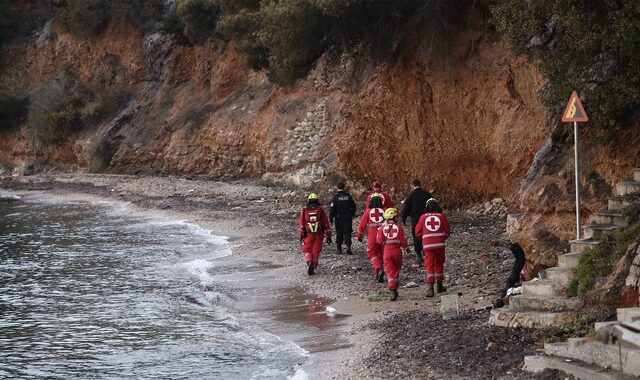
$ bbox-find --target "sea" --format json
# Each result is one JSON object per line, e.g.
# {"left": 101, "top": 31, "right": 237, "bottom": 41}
{"left": 0, "top": 195, "right": 347, "bottom": 379}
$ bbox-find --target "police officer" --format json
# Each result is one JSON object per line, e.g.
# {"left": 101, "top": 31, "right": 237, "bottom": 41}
{"left": 401, "top": 179, "right": 433, "bottom": 264}
{"left": 329, "top": 181, "right": 357, "bottom": 255}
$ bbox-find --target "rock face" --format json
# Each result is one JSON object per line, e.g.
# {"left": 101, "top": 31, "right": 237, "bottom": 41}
{"left": 1, "top": 7, "right": 639, "bottom": 270}
{"left": 0, "top": 10, "right": 549, "bottom": 198}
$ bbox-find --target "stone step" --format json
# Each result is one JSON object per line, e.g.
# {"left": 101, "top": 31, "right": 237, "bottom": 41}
{"left": 510, "top": 295, "right": 583, "bottom": 312}
{"left": 545, "top": 338, "right": 640, "bottom": 376}
{"left": 608, "top": 196, "right": 640, "bottom": 211}
{"left": 570, "top": 239, "right": 599, "bottom": 254}
{"left": 616, "top": 181, "right": 640, "bottom": 196}
{"left": 634, "top": 168, "right": 640, "bottom": 182}
{"left": 523, "top": 279, "right": 568, "bottom": 297}
{"left": 583, "top": 223, "right": 625, "bottom": 239}
{"left": 592, "top": 211, "right": 628, "bottom": 227}
{"left": 524, "top": 355, "right": 634, "bottom": 380}
{"left": 544, "top": 267, "right": 575, "bottom": 283}
{"left": 489, "top": 307, "right": 579, "bottom": 328}
{"left": 618, "top": 307, "right": 640, "bottom": 322}
{"left": 558, "top": 252, "right": 583, "bottom": 268}
{"left": 595, "top": 321, "right": 618, "bottom": 332}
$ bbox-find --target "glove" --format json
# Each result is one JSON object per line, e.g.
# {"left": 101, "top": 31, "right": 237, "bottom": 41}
{"left": 326, "top": 236, "right": 332, "bottom": 244}
{"left": 357, "top": 234, "right": 363, "bottom": 242}
{"left": 300, "top": 229, "right": 307, "bottom": 242}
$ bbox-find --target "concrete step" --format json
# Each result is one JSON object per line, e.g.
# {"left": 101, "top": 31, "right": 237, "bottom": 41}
{"left": 544, "top": 267, "right": 575, "bottom": 283}
{"left": 510, "top": 295, "right": 583, "bottom": 312}
{"left": 634, "top": 168, "right": 640, "bottom": 182}
{"left": 618, "top": 307, "right": 640, "bottom": 322}
{"left": 489, "top": 307, "right": 579, "bottom": 328}
{"left": 558, "top": 252, "right": 583, "bottom": 268}
{"left": 608, "top": 196, "right": 640, "bottom": 211}
{"left": 545, "top": 338, "right": 640, "bottom": 376}
{"left": 616, "top": 181, "right": 640, "bottom": 196}
{"left": 595, "top": 321, "right": 618, "bottom": 332}
{"left": 583, "top": 223, "right": 624, "bottom": 239}
{"left": 524, "top": 355, "right": 634, "bottom": 380}
{"left": 570, "top": 239, "right": 600, "bottom": 254}
{"left": 592, "top": 211, "right": 628, "bottom": 227}
{"left": 523, "top": 279, "right": 568, "bottom": 297}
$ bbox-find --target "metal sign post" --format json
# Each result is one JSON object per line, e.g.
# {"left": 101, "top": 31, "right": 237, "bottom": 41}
{"left": 573, "top": 121, "right": 580, "bottom": 239}
{"left": 561, "top": 91, "right": 589, "bottom": 240}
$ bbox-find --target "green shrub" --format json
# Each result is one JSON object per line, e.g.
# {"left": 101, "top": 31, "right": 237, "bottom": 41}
{"left": 43, "top": 107, "right": 82, "bottom": 145}
{"left": 569, "top": 221, "right": 640, "bottom": 297}
{"left": 52, "top": 0, "right": 108, "bottom": 37}
{"left": 0, "top": 0, "right": 19, "bottom": 44}
{"left": 215, "top": 0, "right": 435, "bottom": 86}
{"left": 0, "top": 95, "right": 29, "bottom": 131}
{"left": 52, "top": 0, "right": 164, "bottom": 36}
{"left": 81, "top": 88, "right": 130, "bottom": 125}
{"left": 545, "top": 315, "right": 595, "bottom": 343}
{"left": 176, "top": 0, "right": 220, "bottom": 45}
{"left": 492, "top": 0, "right": 640, "bottom": 134}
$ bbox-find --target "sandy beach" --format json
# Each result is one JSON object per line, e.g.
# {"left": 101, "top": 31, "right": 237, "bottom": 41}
{"left": 1, "top": 172, "right": 563, "bottom": 379}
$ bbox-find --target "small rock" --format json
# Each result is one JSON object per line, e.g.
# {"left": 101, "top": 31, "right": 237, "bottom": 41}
{"left": 403, "top": 282, "right": 419, "bottom": 288}
{"left": 486, "top": 342, "right": 498, "bottom": 352}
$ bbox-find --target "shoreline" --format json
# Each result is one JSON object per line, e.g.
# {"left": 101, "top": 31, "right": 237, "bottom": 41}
{"left": 1, "top": 172, "right": 556, "bottom": 379}
{"left": 0, "top": 174, "right": 373, "bottom": 378}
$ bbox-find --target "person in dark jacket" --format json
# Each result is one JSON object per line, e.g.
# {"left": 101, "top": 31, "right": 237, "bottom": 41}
{"left": 329, "top": 181, "right": 357, "bottom": 255}
{"left": 493, "top": 242, "right": 527, "bottom": 308}
{"left": 401, "top": 179, "right": 433, "bottom": 264}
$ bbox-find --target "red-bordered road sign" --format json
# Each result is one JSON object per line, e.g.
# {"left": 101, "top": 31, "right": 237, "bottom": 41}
{"left": 561, "top": 90, "right": 589, "bottom": 123}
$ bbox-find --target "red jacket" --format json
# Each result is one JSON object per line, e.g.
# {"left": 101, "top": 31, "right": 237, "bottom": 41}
{"left": 357, "top": 207, "right": 386, "bottom": 241}
{"left": 376, "top": 221, "right": 409, "bottom": 252}
{"left": 300, "top": 206, "right": 332, "bottom": 238}
{"left": 366, "top": 191, "right": 395, "bottom": 208}
{"left": 414, "top": 212, "right": 451, "bottom": 250}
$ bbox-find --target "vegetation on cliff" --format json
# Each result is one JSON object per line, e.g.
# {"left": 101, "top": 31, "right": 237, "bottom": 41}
{"left": 492, "top": 0, "right": 640, "bottom": 133}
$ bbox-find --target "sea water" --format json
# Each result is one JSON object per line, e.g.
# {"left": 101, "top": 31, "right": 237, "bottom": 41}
{"left": 0, "top": 197, "right": 308, "bottom": 379}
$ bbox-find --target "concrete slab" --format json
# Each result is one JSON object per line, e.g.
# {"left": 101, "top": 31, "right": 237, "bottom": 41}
{"left": 558, "top": 252, "right": 582, "bottom": 268}
{"left": 524, "top": 355, "right": 633, "bottom": 380}
{"left": 489, "top": 308, "right": 578, "bottom": 328}
{"left": 618, "top": 307, "right": 640, "bottom": 322}
{"left": 510, "top": 295, "right": 583, "bottom": 312}
{"left": 545, "top": 339, "right": 640, "bottom": 376}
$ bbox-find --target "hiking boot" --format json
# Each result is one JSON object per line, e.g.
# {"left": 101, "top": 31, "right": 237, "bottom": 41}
{"left": 426, "top": 282, "right": 434, "bottom": 298}
{"left": 390, "top": 289, "right": 398, "bottom": 301}
{"left": 436, "top": 281, "right": 447, "bottom": 293}
{"left": 307, "top": 262, "right": 315, "bottom": 276}
{"left": 377, "top": 269, "right": 385, "bottom": 283}
{"left": 345, "top": 246, "right": 353, "bottom": 255}
{"left": 336, "top": 245, "right": 343, "bottom": 255}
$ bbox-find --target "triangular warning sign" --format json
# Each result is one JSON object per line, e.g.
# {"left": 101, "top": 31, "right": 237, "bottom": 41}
{"left": 561, "top": 90, "right": 589, "bottom": 123}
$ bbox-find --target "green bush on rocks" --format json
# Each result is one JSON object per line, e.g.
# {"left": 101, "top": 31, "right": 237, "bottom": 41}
{"left": 492, "top": 0, "right": 640, "bottom": 134}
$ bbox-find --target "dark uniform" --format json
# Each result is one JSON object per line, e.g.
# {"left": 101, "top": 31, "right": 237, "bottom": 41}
{"left": 329, "top": 190, "right": 357, "bottom": 254}
{"left": 401, "top": 187, "right": 433, "bottom": 263}
{"left": 501, "top": 243, "right": 526, "bottom": 298}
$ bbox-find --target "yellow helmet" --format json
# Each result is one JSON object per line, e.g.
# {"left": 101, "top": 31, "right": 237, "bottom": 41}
{"left": 383, "top": 208, "right": 399, "bottom": 220}
{"left": 308, "top": 193, "right": 319, "bottom": 201}
{"left": 370, "top": 192, "right": 382, "bottom": 199}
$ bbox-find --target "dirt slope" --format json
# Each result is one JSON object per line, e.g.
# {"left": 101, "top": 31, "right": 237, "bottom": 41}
{"left": 1, "top": 6, "right": 639, "bottom": 272}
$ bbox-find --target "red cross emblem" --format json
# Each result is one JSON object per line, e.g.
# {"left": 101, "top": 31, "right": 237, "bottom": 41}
{"left": 383, "top": 224, "right": 399, "bottom": 239}
{"left": 369, "top": 208, "right": 384, "bottom": 223}
{"left": 425, "top": 215, "right": 441, "bottom": 232}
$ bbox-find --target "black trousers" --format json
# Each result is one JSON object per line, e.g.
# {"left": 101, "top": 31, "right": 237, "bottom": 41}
{"left": 334, "top": 217, "right": 353, "bottom": 248}
{"left": 502, "top": 255, "right": 526, "bottom": 297}
{"left": 410, "top": 217, "right": 423, "bottom": 257}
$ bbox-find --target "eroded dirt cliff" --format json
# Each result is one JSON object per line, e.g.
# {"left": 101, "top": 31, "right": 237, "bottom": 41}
{"left": 1, "top": 6, "right": 639, "bottom": 272}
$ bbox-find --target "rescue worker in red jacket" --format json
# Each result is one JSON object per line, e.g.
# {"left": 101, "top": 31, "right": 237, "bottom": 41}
{"left": 357, "top": 193, "right": 386, "bottom": 282}
{"left": 366, "top": 179, "right": 395, "bottom": 209}
{"left": 414, "top": 198, "right": 451, "bottom": 297}
{"left": 376, "top": 208, "right": 411, "bottom": 301}
{"left": 299, "top": 193, "right": 332, "bottom": 275}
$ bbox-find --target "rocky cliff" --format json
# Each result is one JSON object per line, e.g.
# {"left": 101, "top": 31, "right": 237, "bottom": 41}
{"left": 1, "top": 4, "right": 639, "bottom": 273}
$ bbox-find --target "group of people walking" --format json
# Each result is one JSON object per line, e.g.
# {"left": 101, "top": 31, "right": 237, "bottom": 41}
{"left": 298, "top": 179, "right": 451, "bottom": 301}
